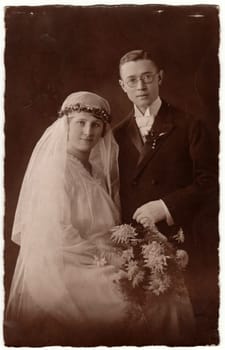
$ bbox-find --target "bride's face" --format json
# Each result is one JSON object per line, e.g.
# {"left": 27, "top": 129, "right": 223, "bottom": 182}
{"left": 67, "top": 111, "right": 104, "bottom": 155}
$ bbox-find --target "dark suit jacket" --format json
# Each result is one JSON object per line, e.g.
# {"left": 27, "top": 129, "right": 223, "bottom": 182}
{"left": 113, "top": 100, "right": 217, "bottom": 248}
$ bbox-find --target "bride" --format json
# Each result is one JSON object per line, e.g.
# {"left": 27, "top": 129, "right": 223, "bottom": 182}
{"left": 5, "top": 91, "right": 195, "bottom": 346}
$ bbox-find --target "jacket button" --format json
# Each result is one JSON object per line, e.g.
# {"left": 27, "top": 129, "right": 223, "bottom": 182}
{"left": 132, "top": 180, "right": 138, "bottom": 186}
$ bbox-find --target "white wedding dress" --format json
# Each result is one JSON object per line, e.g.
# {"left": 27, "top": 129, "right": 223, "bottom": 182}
{"left": 6, "top": 155, "right": 133, "bottom": 345}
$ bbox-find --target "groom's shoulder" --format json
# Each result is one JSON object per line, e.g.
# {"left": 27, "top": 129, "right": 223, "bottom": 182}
{"left": 113, "top": 111, "right": 133, "bottom": 137}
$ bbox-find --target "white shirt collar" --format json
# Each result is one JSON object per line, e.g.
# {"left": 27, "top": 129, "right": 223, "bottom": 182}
{"left": 134, "top": 96, "right": 162, "bottom": 118}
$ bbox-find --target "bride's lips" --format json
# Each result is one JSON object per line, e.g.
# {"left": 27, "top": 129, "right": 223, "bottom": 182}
{"left": 80, "top": 138, "right": 93, "bottom": 142}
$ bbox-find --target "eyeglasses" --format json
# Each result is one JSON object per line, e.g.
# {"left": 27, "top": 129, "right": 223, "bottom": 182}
{"left": 125, "top": 72, "right": 158, "bottom": 88}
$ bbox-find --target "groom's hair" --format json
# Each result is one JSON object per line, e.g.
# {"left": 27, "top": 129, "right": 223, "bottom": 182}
{"left": 119, "top": 49, "right": 162, "bottom": 77}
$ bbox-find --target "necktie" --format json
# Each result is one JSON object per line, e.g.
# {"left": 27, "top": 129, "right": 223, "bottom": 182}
{"left": 135, "top": 113, "right": 154, "bottom": 137}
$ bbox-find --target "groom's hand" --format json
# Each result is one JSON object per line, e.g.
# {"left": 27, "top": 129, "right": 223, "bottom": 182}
{"left": 132, "top": 200, "right": 167, "bottom": 226}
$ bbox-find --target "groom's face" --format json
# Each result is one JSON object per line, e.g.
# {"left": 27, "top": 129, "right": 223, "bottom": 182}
{"left": 119, "top": 59, "right": 163, "bottom": 114}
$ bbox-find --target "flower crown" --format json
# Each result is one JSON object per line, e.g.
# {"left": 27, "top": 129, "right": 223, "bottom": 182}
{"left": 58, "top": 103, "right": 112, "bottom": 124}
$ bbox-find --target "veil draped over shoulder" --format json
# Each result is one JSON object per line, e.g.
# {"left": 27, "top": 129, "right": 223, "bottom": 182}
{"left": 6, "top": 94, "right": 120, "bottom": 325}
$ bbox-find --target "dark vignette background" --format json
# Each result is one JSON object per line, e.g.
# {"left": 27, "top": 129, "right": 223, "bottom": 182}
{"left": 4, "top": 4, "right": 220, "bottom": 345}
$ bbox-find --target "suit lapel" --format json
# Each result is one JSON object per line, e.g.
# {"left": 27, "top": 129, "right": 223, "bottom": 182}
{"left": 134, "top": 101, "right": 175, "bottom": 179}
{"left": 126, "top": 112, "right": 143, "bottom": 153}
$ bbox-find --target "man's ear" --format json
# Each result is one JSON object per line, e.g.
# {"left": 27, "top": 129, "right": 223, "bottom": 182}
{"left": 158, "top": 70, "right": 164, "bottom": 86}
{"left": 119, "top": 79, "right": 127, "bottom": 93}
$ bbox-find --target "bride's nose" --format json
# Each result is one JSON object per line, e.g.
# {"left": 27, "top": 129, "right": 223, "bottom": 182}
{"left": 83, "top": 122, "right": 92, "bottom": 135}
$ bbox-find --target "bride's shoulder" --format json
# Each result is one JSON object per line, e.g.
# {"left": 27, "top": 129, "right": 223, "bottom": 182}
{"left": 91, "top": 164, "right": 107, "bottom": 187}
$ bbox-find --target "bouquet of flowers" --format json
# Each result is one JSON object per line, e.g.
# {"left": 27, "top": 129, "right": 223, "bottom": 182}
{"left": 109, "top": 222, "right": 188, "bottom": 303}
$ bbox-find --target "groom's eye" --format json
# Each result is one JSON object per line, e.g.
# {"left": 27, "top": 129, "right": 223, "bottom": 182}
{"left": 127, "top": 77, "right": 136, "bottom": 84}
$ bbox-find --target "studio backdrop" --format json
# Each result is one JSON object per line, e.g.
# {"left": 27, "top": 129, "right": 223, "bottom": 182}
{"left": 4, "top": 4, "right": 219, "bottom": 310}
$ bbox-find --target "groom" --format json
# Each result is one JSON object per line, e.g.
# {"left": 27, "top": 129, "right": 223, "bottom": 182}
{"left": 113, "top": 49, "right": 217, "bottom": 327}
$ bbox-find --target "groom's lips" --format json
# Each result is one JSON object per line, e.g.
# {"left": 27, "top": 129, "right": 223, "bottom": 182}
{"left": 136, "top": 94, "right": 148, "bottom": 98}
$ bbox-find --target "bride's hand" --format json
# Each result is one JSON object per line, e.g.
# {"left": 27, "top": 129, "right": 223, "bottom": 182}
{"left": 90, "top": 232, "right": 115, "bottom": 250}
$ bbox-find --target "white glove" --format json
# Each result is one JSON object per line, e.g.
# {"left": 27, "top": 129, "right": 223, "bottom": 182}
{"left": 133, "top": 200, "right": 167, "bottom": 227}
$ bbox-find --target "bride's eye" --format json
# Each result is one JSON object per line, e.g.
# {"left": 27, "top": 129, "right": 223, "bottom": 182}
{"left": 77, "top": 120, "right": 86, "bottom": 126}
{"left": 92, "top": 122, "right": 101, "bottom": 128}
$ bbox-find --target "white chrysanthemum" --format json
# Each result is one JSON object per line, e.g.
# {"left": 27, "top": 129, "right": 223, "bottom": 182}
{"left": 173, "top": 227, "right": 185, "bottom": 243}
{"left": 176, "top": 249, "right": 189, "bottom": 269}
{"left": 126, "top": 260, "right": 139, "bottom": 280}
{"left": 110, "top": 224, "right": 137, "bottom": 244}
{"left": 132, "top": 270, "right": 145, "bottom": 288}
{"left": 142, "top": 241, "right": 169, "bottom": 273}
{"left": 148, "top": 273, "right": 171, "bottom": 295}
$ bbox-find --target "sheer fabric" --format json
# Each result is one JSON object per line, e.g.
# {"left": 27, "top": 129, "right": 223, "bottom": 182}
{"left": 6, "top": 116, "right": 124, "bottom": 331}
